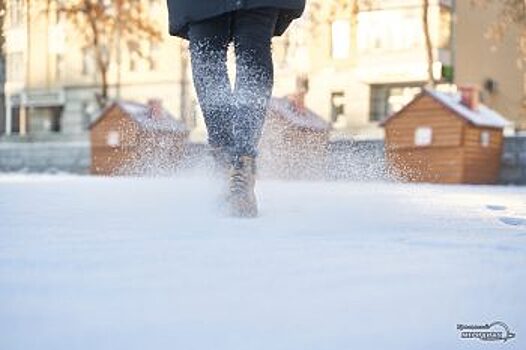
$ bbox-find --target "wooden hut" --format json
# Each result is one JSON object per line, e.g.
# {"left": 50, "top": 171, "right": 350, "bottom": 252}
{"left": 90, "top": 99, "right": 188, "bottom": 176}
{"left": 380, "top": 86, "right": 509, "bottom": 184}
{"left": 259, "top": 95, "right": 331, "bottom": 180}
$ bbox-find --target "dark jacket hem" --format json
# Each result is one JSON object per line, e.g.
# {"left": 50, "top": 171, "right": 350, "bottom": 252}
{"left": 167, "top": 1, "right": 305, "bottom": 40}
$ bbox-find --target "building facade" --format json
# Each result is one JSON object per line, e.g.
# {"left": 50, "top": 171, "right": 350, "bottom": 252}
{"left": 2, "top": 0, "right": 190, "bottom": 141}
{"left": 274, "top": 0, "right": 524, "bottom": 139}
{"left": 1, "top": 0, "right": 524, "bottom": 145}
{"left": 0, "top": 0, "right": 5, "bottom": 135}
{"left": 276, "top": 0, "right": 455, "bottom": 139}
{"left": 454, "top": 0, "right": 525, "bottom": 131}
{"left": 0, "top": 54, "right": 5, "bottom": 136}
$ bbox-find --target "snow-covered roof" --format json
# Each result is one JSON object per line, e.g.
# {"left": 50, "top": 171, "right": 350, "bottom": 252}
{"left": 381, "top": 88, "right": 511, "bottom": 128}
{"left": 92, "top": 100, "right": 188, "bottom": 133}
{"left": 423, "top": 88, "right": 510, "bottom": 128}
{"left": 269, "top": 97, "right": 330, "bottom": 132}
{"left": 118, "top": 101, "right": 188, "bottom": 133}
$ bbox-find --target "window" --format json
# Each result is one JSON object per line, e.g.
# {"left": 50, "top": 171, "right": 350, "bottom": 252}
{"left": 129, "top": 49, "right": 140, "bottom": 72}
{"left": 55, "top": 54, "right": 65, "bottom": 80}
{"left": 0, "top": 107, "right": 4, "bottom": 135}
{"left": 415, "top": 127, "right": 433, "bottom": 146}
{"left": 82, "top": 102, "right": 95, "bottom": 130}
{"left": 330, "top": 91, "right": 345, "bottom": 124}
{"left": 148, "top": 41, "right": 160, "bottom": 71}
{"left": 7, "top": 52, "right": 24, "bottom": 82}
{"left": 107, "top": 131, "right": 120, "bottom": 147}
{"left": 357, "top": 7, "right": 422, "bottom": 52}
{"left": 9, "top": 0, "right": 23, "bottom": 27}
{"left": 438, "top": 6, "right": 452, "bottom": 49}
{"left": 331, "top": 19, "right": 350, "bottom": 59}
{"left": 48, "top": 107, "right": 62, "bottom": 132}
{"left": 370, "top": 84, "right": 422, "bottom": 122}
{"left": 48, "top": 23, "right": 66, "bottom": 54}
{"left": 81, "top": 48, "right": 95, "bottom": 75}
{"left": 480, "top": 131, "right": 490, "bottom": 147}
{"left": 370, "top": 86, "right": 389, "bottom": 122}
{"left": 55, "top": 4, "right": 67, "bottom": 25}
{"left": 11, "top": 106, "right": 21, "bottom": 134}
{"left": 51, "top": 114, "right": 61, "bottom": 132}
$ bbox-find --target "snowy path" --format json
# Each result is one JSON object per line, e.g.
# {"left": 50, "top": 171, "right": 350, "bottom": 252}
{"left": 0, "top": 175, "right": 525, "bottom": 350}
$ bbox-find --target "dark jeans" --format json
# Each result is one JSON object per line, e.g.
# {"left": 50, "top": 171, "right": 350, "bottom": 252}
{"left": 188, "top": 8, "right": 279, "bottom": 161}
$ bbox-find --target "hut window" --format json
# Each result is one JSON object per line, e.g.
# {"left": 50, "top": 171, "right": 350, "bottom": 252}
{"left": 106, "top": 131, "right": 120, "bottom": 147}
{"left": 414, "top": 127, "right": 432, "bottom": 146}
{"left": 480, "top": 131, "right": 491, "bottom": 147}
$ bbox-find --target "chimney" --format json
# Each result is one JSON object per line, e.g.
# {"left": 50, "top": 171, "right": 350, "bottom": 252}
{"left": 458, "top": 85, "right": 480, "bottom": 110}
{"left": 292, "top": 75, "right": 309, "bottom": 111}
{"left": 148, "top": 98, "right": 163, "bottom": 119}
{"left": 291, "top": 92, "right": 305, "bottom": 111}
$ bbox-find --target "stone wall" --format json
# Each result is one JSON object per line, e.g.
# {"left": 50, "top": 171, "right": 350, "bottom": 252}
{"left": 0, "top": 136, "right": 525, "bottom": 185}
{"left": 500, "top": 136, "right": 526, "bottom": 185}
{"left": 328, "top": 137, "right": 526, "bottom": 185}
{"left": 0, "top": 140, "right": 90, "bottom": 174}
{"left": 327, "top": 139, "right": 388, "bottom": 181}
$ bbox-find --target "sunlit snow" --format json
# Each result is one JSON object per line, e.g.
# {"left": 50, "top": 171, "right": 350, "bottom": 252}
{"left": 0, "top": 174, "right": 525, "bottom": 349}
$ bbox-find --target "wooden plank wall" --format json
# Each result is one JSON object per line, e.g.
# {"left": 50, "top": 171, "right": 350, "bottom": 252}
{"left": 385, "top": 95, "right": 467, "bottom": 183}
{"left": 462, "top": 125, "right": 503, "bottom": 184}
{"left": 385, "top": 94, "right": 505, "bottom": 184}
{"left": 90, "top": 107, "right": 139, "bottom": 148}
{"left": 387, "top": 147, "right": 464, "bottom": 183}
{"left": 385, "top": 95, "right": 465, "bottom": 149}
{"left": 90, "top": 108, "right": 139, "bottom": 175}
{"left": 131, "top": 131, "right": 188, "bottom": 176}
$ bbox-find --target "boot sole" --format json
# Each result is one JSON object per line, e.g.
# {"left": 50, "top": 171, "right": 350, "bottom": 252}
{"left": 227, "top": 194, "right": 258, "bottom": 218}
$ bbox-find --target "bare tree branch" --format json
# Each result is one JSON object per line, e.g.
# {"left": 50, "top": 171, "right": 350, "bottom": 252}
{"left": 51, "top": 0, "right": 162, "bottom": 107}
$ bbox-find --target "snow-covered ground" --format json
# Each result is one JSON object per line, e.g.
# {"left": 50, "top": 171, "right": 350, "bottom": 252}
{"left": 0, "top": 174, "right": 525, "bottom": 350}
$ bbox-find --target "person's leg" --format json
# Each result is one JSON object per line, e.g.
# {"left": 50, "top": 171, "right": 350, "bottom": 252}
{"left": 188, "top": 14, "right": 234, "bottom": 156}
{"left": 225, "top": 8, "right": 279, "bottom": 217}
{"left": 231, "top": 8, "right": 279, "bottom": 160}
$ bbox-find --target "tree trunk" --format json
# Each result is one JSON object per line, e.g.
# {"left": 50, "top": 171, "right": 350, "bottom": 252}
{"left": 422, "top": 0, "right": 435, "bottom": 88}
{"left": 99, "top": 63, "right": 109, "bottom": 107}
{"left": 89, "top": 18, "right": 109, "bottom": 108}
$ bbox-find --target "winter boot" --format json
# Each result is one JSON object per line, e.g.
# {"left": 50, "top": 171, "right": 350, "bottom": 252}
{"left": 228, "top": 155, "right": 258, "bottom": 218}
